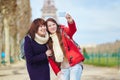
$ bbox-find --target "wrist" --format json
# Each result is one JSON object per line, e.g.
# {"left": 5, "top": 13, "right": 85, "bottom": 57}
{"left": 68, "top": 19, "right": 73, "bottom": 24}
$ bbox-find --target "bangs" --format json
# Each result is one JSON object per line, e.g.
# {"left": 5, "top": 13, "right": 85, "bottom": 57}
{"left": 38, "top": 19, "right": 45, "bottom": 27}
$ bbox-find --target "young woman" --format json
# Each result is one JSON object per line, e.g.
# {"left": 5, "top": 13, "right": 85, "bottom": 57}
{"left": 24, "top": 18, "right": 52, "bottom": 80}
{"left": 46, "top": 14, "right": 85, "bottom": 80}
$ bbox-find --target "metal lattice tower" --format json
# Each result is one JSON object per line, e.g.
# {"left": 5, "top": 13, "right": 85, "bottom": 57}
{"left": 41, "top": 0, "right": 58, "bottom": 21}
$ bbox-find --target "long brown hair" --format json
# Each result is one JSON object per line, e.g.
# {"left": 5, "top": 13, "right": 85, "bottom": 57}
{"left": 28, "top": 18, "right": 45, "bottom": 39}
{"left": 46, "top": 18, "right": 66, "bottom": 56}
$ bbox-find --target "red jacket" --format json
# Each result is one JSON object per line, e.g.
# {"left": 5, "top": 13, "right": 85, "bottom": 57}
{"left": 49, "top": 21, "right": 85, "bottom": 75}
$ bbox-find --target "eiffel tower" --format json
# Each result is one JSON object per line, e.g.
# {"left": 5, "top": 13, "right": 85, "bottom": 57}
{"left": 41, "top": 0, "right": 58, "bottom": 20}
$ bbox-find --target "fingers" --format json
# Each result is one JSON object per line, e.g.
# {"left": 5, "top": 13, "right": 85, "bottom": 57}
{"left": 46, "top": 49, "right": 53, "bottom": 57}
{"left": 65, "top": 13, "right": 73, "bottom": 23}
{"left": 65, "top": 13, "right": 71, "bottom": 19}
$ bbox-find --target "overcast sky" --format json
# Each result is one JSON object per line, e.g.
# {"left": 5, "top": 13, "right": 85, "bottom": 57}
{"left": 30, "top": 0, "right": 120, "bottom": 45}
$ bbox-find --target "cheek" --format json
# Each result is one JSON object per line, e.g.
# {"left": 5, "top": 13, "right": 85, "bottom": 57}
{"left": 49, "top": 29, "right": 53, "bottom": 33}
{"left": 38, "top": 28, "right": 41, "bottom": 32}
{"left": 37, "top": 30, "right": 41, "bottom": 34}
{"left": 48, "top": 27, "right": 52, "bottom": 32}
{"left": 38, "top": 27, "right": 41, "bottom": 30}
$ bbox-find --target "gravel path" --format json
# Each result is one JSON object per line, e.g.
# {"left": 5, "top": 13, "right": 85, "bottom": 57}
{"left": 0, "top": 61, "right": 119, "bottom": 80}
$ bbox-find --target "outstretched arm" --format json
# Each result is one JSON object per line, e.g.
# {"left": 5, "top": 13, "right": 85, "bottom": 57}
{"left": 64, "top": 13, "right": 77, "bottom": 38}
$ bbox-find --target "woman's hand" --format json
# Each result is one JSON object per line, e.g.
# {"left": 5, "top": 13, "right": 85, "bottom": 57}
{"left": 65, "top": 13, "right": 73, "bottom": 24}
{"left": 57, "top": 71, "right": 63, "bottom": 80}
{"left": 46, "top": 49, "right": 53, "bottom": 57}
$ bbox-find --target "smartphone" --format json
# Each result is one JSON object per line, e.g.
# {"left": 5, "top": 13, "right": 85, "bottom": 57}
{"left": 58, "top": 12, "right": 66, "bottom": 17}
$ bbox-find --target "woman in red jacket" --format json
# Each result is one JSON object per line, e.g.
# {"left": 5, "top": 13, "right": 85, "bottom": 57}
{"left": 46, "top": 13, "right": 85, "bottom": 80}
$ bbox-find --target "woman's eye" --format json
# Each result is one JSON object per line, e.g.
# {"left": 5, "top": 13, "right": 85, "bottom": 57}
{"left": 48, "top": 25, "right": 51, "bottom": 27}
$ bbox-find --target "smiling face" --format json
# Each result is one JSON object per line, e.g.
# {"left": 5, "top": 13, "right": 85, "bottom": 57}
{"left": 47, "top": 21, "right": 57, "bottom": 34}
{"left": 37, "top": 25, "right": 47, "bottom": 37}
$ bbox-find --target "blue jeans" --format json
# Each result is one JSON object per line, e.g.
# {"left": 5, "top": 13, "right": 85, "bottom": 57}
{"left": 60, "top": 64, "right": 83, "bottom": 80}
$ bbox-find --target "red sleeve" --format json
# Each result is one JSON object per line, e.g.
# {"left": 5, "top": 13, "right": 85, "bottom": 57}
{"left": 48, "top": 57, "right": 60, "bottom": 75}
{"left": 68, "top": 20, "right": 77, "bottom": 38}
{"left": 62, "top": 20, "right": 77, "bottom": 39}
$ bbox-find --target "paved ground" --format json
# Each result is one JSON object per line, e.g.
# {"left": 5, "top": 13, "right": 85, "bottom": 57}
{"left": 0, "top": 61, "right": 119, "bottom": 80}
{"left": 0, "top": 61, "right": 29, "bottom": 80}
{"left": 81, "top": 64, "right": 120, "bottom": 80}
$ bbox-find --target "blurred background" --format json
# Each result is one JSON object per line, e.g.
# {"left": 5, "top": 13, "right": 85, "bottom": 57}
{"left": 0, "top": 0, "right": 120, "bottom": 80}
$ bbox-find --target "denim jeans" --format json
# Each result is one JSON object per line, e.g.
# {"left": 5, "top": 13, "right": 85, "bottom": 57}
{"left": 60, "top": 64, "right": 83, "bottom": 80}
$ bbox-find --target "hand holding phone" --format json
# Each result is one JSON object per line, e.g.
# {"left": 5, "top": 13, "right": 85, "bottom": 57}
{"left": 65, "top": 13, "right": 73, "bottom": 23}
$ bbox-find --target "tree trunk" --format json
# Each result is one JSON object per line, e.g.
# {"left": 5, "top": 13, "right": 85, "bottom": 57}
{"left": 4, "top": 17, "right": 10, "bottom": 65}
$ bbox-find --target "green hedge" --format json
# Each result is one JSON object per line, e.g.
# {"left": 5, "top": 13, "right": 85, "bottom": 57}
{"left": 83, "top": 53, "right": 120, "bottom": 67}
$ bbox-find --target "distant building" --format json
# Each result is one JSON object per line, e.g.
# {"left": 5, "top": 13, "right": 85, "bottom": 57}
{"left": 83, "top": 40, "right": 120, "bottom": 53}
